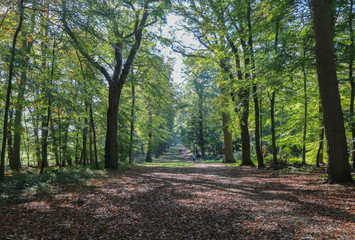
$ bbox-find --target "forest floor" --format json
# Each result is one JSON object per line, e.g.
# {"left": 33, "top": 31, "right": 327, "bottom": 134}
{"left": 0, "top": 146, "right": 354, "bottom": 240}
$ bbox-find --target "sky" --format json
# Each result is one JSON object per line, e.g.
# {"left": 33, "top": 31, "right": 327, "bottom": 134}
{"left": 159, "top": 14, "right": 199, "bottom": 85}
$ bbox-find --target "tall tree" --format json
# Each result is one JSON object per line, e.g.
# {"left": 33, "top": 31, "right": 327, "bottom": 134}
{"left": 311, "top": 0, "right": 353, "bottom": 183}
{"left": 60, "top": 0, "right": 168, "bottom": 169}
{"left": 0, "top": 0, "right": 24, "bottom": 180}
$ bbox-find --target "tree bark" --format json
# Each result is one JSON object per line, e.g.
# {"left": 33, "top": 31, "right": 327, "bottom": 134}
{"left": 302, "top": 63, "right": 308, "bottom": 166}
{"left": 198, "top": 92, "right": 205, "bottom": 159}
{"left": 145, "top": 105, "right": 153, "bottom": 163}
{"left": 316, "top": 127, "right": 325, "bottom": 167}
{"left": 270, "top": 91, "right": 278, "bottom": 168}
{"left": 89, "top": 103, "right": 98, "bottom": 168}
{"left": 348, "top": 0, "right": 354, "bottom": 168}
{"left": 311, "top": 0, "right": 352, "bottom": 183}
{"left": 105, "top": 82, "right": 121, "bottom": 168}
{"left": 13, "top": 9, "right": 35, "bottom": 170}
{"left": 129, "top": 77, "right": 135, "bottom": 164}
{"left": 239, "top": 88, "right": 254, "bottom": 166}
{"left": 222, "top": 112, "right": 235, "bottom": 163}
{"left": 0, "top": 0, "right": 24, "bottom": 180}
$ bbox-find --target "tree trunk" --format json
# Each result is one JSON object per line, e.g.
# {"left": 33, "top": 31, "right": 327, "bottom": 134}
{"left": 311, "top": 0, "right": 352, "bottom": 183}
{"left": 239, "top": 88, "right": 254, "bottom": 166}
{"left": 145, "top": 105, "right": 153, "bottom": 163}
{"left": 61, "top": 121, "right": 69, "bottom": 166}
{"left": 222, "top": 112, "right": 235, "bottom": 163}
{"left": 129, "top": 78, "right": 135, "bottom": 164}
{"left": 0, "top": 0, "right": 24, "bottom": 180}
{"left": 316, "top": 127, "right": 325, "bottom": 167}
{"left": 198, "top": 96, "right": 205, "bottom": 158}
{"left": 40, "top": 102, "right": 51, "bottom": 173}
{"left": 89, "top": 104, "right": 98, "bottom": 168}
{"left": 253, "top": 85, "right": 263, "bottom": 168}
{"left": 13, "top": 10, "right": 35, "bottom": 170}
{"left": 302, "top": 55, "right": 308, "bottom": 166}
{"left": 105, "top": 82, "right": 121, "bottom": 168}
{"left": 348, "top": 0, "right": 354, "bottom": 168}
{"left": 270, "top": 91, "right": 278, "bottom": 168}
{"left": 7, "top": 111, "right": 14, "bottom": 170}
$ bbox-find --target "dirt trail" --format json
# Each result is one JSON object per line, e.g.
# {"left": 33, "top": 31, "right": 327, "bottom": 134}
{"left": 0, "top": 146, "right": 354, "bottom": 239}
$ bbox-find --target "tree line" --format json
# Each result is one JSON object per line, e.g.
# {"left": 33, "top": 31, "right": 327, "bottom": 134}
{"left": 0, "top": 0, "right": 353, "bottom": 184}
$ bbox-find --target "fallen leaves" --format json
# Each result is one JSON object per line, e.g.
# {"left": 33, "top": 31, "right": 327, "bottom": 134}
{"left": 0, "top": 162, "right": 354, "bottom": 239}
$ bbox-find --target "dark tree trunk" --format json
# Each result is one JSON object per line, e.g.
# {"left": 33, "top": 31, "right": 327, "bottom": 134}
{"left": 0, "top": 0, "right": 24, "bottom": 180}
{"left": 316, "top": 127, "right": 325, "bottom": 167}
{"left": 145, "top": 106, "right": 153, "bottom": 163}
{"left": 61, "top": 121, "right": 69, "bottom": 166}
{"left": 311, "top": 0, "right": 352, "bottom": 183}
{"left": 7, "top": 111, "right": 14, "bottom": 170}
{"left": 40, "top": 102, "right": 51, "bottom": 173}
{"left": 89, "top": 104, "right": 98, "bottom": 168}
{"left": 247, "top": 0, "right": 263, "bottom": 168}
{"left": 302, "top": 63, "right": 308, "bottom": 166}
{"left": 198, "top": 97, "right": 205, "bottom": 158}
{"left": 222, "top": 112, "right": 235, "bottom": 163}
{"left": 13, "top": 10, "right": 35, "bottom": 170}
{"left": 33, "top": 111, "right": 41, "bottom": 167}
{"left": 270, "top": 91, "right": 278, "bottom": 168}
{"left": 348, "top": 0, "right": 354, "bottom": 168}
{"left": 239, "top": 88, "right": 254, "bottom": 166}
{"left": 81, "top": 101, "right": 89, "bottom": 166}
{"left": 105, "top": 82, "right": 121, "bottom": 168}
{"left": 129, "top": 78, "right": 135, "bottom": 164}
{"left": 253, "top": 85, "right": 263, "bottom": 168}
{"left": 61, "top": 0, "right": 150, "bottom": 170}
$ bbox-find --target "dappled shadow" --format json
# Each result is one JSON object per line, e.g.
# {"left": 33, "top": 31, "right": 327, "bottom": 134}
{"left": 0, "top": 161, "right": 354, "bottom": 239}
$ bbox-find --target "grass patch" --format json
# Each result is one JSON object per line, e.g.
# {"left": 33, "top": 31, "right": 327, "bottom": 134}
{"left": 0, "top": 166, "right": 106, "bottom": 205}
{"left": 136, "top": 161, "right": 195, "bottom": 168}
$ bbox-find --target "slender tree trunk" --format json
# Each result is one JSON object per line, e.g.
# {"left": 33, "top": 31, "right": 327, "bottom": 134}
{"left": 279, "top": 108, "right": 283, "bottom": 161}
{"left": 253, "top": 84, "right": 263, "bottom": 168}
{"left": 348, "top": 0, "right": 354, "bottom": 168}
{"left": 33, "top": 110, "right": 41, "bottom": 167}
{"left": 81, "top": 102, "right": 89, "bottom": 166}
{"left": 7, "top": 111, "right": 14, "bottom": 169}
{"left": 270, "top": 91, "right": 278, "bottom": 168}
{"left": 13, "top": 9, "right": 35, "bottom": 170}
{"left": 75, "top": 127, "right": 79, "bottom": 165}
{"left": 239, "top": 88, "right": 254, "bottom": 166}
{"left": 198, "top": 96, "right": 205, "bottom": 158}
{"left": 311, "top": 0, "right": 352, "bottom": 183}
{"left": 222, "top": 112, "right": 235, "bottom": 163}
{"left": 61, "top": 121, "right": 69, "bottom": 166}
{"left": 89, "top": 104, "right": 98, "bottom": 168}
{"left": 129, "top": 78, "right": 135, "bottom": 164}
{"left": 40, "top": 102, "right": 51, "bottom": 173}
{"left": 302, "top": 63, "right": 308, "bottom": 165}
{"left": 145, "top": 105, "right": 153, "bottom": 163}
{"left": 316, "top": 127, "right": 325, "bottom": 167}
{"left": 0, "top": 0, "right": 24, "bottom": 180}
{"left": 260, "top": 96, "right": 263, "bottom": 147}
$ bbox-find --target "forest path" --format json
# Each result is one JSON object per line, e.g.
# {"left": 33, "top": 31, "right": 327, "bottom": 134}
{"left": 1, "top": 147, "right": 354, "bottom": 239}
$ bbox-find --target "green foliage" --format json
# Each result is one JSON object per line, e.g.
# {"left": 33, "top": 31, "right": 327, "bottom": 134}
{"left": 0, "top": 166, "right": 105, "bottom": 203}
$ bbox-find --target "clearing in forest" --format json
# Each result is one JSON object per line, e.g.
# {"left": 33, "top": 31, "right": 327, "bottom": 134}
{"left": 0, "top": 146, "right": 354, "bottom": 239}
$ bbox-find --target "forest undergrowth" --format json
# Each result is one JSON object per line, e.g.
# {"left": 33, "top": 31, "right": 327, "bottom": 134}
{"left": 0, "top": 147, "right": 354, "bottom": 239}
